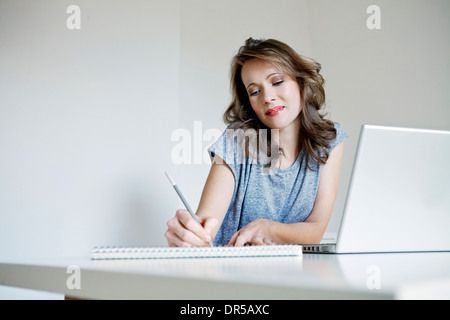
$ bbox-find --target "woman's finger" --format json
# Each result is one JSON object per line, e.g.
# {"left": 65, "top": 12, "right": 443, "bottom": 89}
{"left": 176, "top": 209, "right": 212, "bottom": 243}
{"left": 166, "top": 210, "right": 209, "bottom": 247}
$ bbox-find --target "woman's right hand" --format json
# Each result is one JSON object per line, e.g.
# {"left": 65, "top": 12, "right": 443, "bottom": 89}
{"left": 165, "top": 209, "right": 217, "bottom": 247}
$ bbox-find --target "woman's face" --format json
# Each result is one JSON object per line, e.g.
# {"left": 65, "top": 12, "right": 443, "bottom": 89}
{"left": 241, "top": 58, "right": 302, "bottom": 131}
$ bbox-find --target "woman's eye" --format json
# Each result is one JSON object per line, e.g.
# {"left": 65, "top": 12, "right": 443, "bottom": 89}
{"left": 249, "top": 90, "right": 259, "bottom": 97}
{"left": 273, "top": 80, "right": 283, "bottom": 86}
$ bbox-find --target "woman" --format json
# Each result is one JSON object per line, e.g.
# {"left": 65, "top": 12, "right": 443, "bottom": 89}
{"left": 165, "top": 38, "right": 348, "bottom": 247}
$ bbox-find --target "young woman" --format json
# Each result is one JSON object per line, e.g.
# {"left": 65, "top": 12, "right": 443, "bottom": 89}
{"left": 165, "top": 38, "right": 348, "bottom": 247}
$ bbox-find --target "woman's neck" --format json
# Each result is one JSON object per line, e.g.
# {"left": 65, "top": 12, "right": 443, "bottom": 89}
{"left": 277, "top": 118, "right": 301, "bottom": 169}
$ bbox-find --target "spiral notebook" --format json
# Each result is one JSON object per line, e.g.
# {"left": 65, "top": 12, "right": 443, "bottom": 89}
{"left": 91, "top": 245, "right": 302, "bottom": 260}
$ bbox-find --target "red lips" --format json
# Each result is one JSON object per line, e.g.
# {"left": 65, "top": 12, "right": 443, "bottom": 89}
{"left": 265, "top": 106, "right": 285, "bottom": 117}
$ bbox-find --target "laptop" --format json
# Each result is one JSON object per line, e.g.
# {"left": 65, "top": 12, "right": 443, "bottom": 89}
{"left": 303, "top": 124, "right": 450, "bottom": 254}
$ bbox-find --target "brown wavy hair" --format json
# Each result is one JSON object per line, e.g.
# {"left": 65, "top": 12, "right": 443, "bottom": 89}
{"left": 224, "top": 38, "right": 337, "bottom": 169}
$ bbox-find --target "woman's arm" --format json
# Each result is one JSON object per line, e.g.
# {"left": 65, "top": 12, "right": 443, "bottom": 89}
{"left": 165, "top": 156, "right": 235, "bottom": 247}
{"left": 228, "top": 143, "right": 345, "bottom": 246}
{"left": 195, "top": 156, "right": 235, "bottom": 236}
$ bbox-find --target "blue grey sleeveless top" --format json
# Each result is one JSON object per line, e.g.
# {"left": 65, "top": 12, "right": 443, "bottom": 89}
{"left": 208, "top": 122, "right": 348, "bottom": 246}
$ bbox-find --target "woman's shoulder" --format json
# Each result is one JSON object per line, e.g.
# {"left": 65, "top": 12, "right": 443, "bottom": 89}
{"left": 330, "top": 121, "right": 349, "bottom": 151}
{"left": 332, "top": 121, "right": 348, "bottom": 136}
{"left": 207, "top": 122, "right": 249, "bottom": 165}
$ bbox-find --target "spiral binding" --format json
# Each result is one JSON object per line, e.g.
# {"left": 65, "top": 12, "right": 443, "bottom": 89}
{"left": 91, "top": 245, "right": 302, "bottom": 260}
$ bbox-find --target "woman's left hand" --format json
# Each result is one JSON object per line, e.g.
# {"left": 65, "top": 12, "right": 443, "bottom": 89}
{"left": 227, "top": 219, "right": 280, "bottom": 246}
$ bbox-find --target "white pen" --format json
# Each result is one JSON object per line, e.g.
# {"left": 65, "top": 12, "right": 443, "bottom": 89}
{"left": 165, "top": 172, "right": 201, "bottom": 224}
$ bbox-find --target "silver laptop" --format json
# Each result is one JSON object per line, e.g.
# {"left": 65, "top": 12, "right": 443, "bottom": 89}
{"left": 303, "top": 124, "right": 450, "bottom": 254}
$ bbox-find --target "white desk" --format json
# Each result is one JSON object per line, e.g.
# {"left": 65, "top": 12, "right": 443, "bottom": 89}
{"left": 1, "top": 252, "right": 450, "bottom": 300}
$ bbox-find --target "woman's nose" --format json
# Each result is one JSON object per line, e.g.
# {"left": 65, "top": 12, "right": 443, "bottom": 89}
{"left": 263, "top": 87, "right": 276, "bottom": 104}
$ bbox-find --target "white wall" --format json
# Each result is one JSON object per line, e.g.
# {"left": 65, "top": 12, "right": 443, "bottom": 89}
{"left": 0, "top": 0, "right": 449, "bottom": 299}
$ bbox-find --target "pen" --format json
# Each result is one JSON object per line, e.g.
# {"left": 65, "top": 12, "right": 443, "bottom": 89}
{"left": 165, "top": 172, "right": 200, "bottom": 224}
